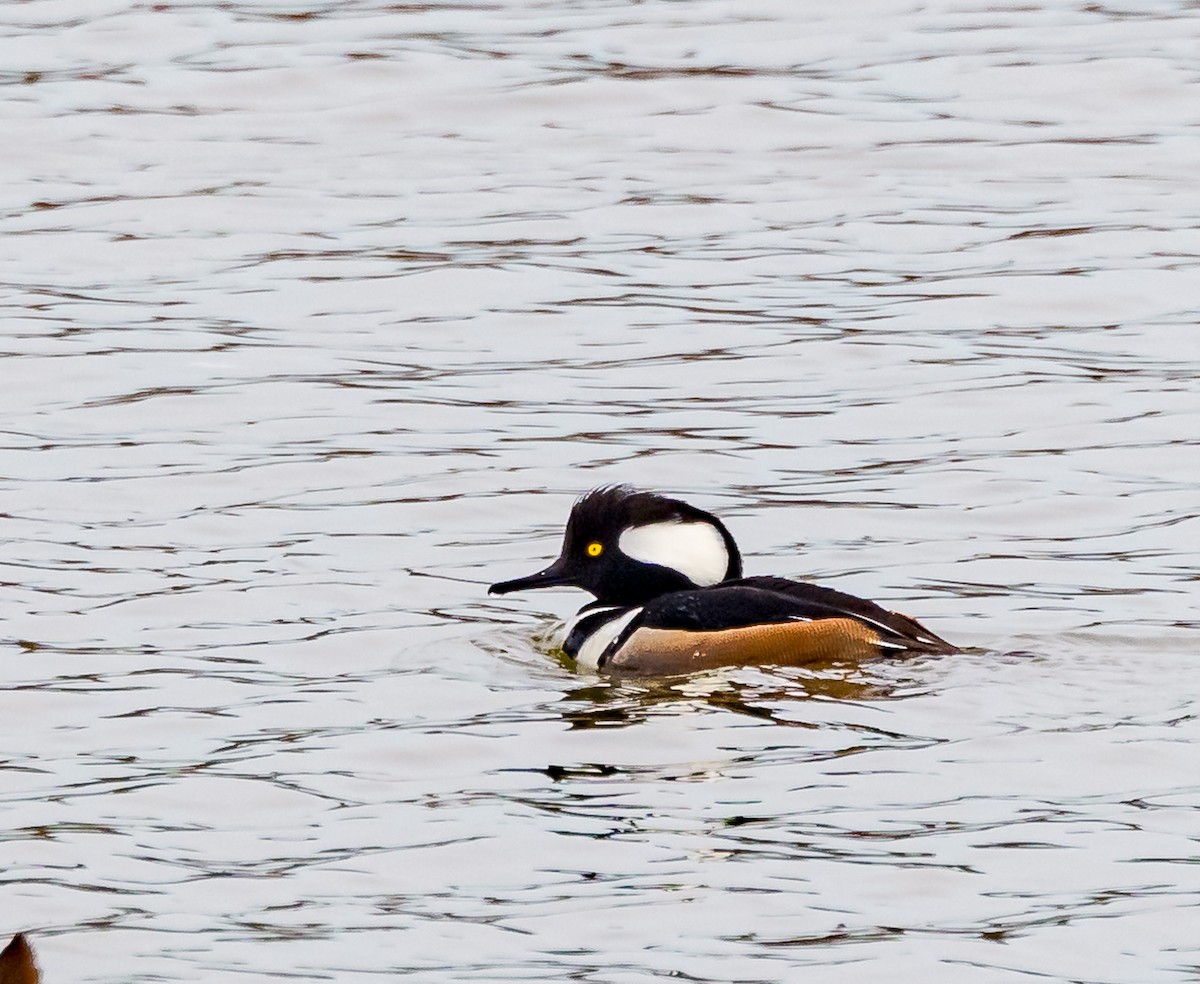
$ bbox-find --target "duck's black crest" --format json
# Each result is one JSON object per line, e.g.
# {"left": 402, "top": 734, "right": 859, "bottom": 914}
{"left": 567, "top": 486, "right": 742, "bottom": 579}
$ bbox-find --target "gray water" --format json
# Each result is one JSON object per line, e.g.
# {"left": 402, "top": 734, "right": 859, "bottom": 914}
{"left": 3, "top": 0, "right": 1199, "bottom": 980}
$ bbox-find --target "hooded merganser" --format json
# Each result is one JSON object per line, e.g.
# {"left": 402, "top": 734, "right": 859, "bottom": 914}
{"left": 489, "top": 486, "right": 957, "bottom": 674}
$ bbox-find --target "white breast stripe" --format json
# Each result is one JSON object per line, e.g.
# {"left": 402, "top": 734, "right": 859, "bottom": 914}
{"left": 575, "top": 607, "right": 641, "bottom": 671}
{"left": 618, "top": 521, "right": 729, "bottom": 586}
{"left": 563, "top": 606, "right": 621, "bottom": 642}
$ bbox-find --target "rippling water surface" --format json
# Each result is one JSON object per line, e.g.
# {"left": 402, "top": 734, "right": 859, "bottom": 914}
{"left": 3, "top": 1, "right": 1199, "bottom": 980}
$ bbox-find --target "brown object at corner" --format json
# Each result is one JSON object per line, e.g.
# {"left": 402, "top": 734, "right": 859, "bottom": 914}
{"left": 0, "top": 934, "right": 40, "bottom": 984}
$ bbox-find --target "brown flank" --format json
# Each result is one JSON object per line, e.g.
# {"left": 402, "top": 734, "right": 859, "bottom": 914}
{"left": 608, "top": 617, "right": 881, "bottom": 674}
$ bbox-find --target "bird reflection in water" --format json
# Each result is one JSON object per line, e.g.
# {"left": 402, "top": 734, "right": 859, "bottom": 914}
{"left": 556, "top": 656, "right": 932, "bottom": 730}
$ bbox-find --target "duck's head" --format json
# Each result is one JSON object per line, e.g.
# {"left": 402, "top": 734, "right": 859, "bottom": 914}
{"left": 489, "top": 486, "right": 742, "bottom": 606}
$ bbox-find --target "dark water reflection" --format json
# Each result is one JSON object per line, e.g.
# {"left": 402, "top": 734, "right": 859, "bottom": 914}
{"left": 4, "top": 0, "right": 1200, "bottom": 981}
{"left": 556, "top": 659, "right": 938, "bottom": 730}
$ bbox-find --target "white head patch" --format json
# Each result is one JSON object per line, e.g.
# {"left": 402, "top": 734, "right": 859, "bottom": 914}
{"left": 618, "top": 520, "right": 729, "bottom": 587}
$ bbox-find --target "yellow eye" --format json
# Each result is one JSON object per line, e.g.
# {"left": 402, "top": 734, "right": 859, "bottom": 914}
{"left": 586, "top": 542, "right": 603, "bottom": 558}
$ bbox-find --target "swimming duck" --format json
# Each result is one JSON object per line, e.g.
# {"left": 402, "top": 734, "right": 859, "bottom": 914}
{"left": 489, "top": 486, "right": 957, "bottom": 673}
